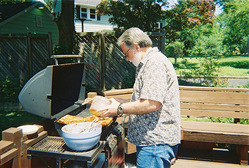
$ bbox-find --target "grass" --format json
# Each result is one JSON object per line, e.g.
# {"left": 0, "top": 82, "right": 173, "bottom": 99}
{"left": 0, "top": 108, "right": 44, "bottom": 139}
{"left": 169, "top": 55, "right": 249, "bottom": 77}
{"left": 0, "top": 98, "right": 44, "bottom": 139}
{"left": 181, "top": 116, "right": 212, "bottom": 122}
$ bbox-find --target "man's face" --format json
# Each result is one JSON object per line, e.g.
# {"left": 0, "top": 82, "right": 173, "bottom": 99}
{"left": 121, "top": 43, "right": 132, "bottom": 61}
{"left": 121, "top": 43, "right": 142, "bottom": 67}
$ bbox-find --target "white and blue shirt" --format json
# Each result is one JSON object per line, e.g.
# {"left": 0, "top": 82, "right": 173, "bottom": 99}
{"left": 127, "top": 47, "right": 181, "bottom": 146}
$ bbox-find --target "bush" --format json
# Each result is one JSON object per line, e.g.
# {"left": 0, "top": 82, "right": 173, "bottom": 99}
{"left": 178, "top": 56, "right": 228, "bottom": 87}
{"left": 0, "top": 77, "right": 21, "bottom": 100}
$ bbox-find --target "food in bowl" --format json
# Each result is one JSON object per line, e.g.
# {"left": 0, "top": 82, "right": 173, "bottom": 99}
{"left": 61, "top": 122, "right": 102, "bottom": 151}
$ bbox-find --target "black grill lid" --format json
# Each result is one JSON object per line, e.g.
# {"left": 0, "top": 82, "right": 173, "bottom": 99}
{"left": 18, "top": 63, "right": 85, "bottom": 119}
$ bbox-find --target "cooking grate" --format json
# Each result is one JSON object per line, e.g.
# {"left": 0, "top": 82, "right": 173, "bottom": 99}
{"left": 29, "top": 136, "right": 67, "bottom": 153}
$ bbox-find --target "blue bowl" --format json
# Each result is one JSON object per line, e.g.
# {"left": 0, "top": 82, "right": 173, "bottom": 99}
{"left": 61, "top": 122, "right": 102, "bottom": 151}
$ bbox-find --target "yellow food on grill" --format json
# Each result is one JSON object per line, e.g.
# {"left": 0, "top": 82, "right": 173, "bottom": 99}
{"left": 89, "top": 109, "right": 102, "bottom": 116}
{"left": 57, "top": 115, "right": 113, "bottom": 127}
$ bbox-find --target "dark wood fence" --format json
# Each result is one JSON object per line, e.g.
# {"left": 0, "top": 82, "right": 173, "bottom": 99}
{"left": 77, "top": 31, "right": 165, "bottom": 92}
{"left": 0, "top": 31, "right": 165, "bottom": 93}
{"left": 0, "top": 33, "right": 53, "bottom": 84}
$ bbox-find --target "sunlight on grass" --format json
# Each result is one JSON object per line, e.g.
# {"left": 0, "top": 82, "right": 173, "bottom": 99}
{"left": 169, "top": 55, "right": 249, "bottom": 77}
{"left": 181, "top": 116, "right": 212, "bottom": 122}
{"left": 0, "top": 110, "right": 44, "bottom": 139}
{"left": 219, "top": 66, "right": 249, "bottom": 76}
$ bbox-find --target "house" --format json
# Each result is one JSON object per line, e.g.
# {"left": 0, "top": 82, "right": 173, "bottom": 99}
{"left": 74, "top": 0, "right": 165, "bottom": 32}
{"left": 74, "top": 0, "right": 115, "bottom": 32}
{"left": 0, "top": 1, "right": 59, "bottom": 46}
{"left": 52, "top": 0, "right": 164, "bottom": 33}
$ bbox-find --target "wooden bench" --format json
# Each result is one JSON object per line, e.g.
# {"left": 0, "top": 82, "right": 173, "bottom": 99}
{"left": 103, "top": 86, "right": 249, "bottom": 165}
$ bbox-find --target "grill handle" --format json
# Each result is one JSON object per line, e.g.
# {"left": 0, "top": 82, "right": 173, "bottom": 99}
{"left": 51, "top": 55, "right": 82, "bottom": 65}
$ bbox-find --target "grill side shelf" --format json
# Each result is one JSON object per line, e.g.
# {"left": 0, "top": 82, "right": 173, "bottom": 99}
{"left": 27, "top": 136, "right": 107, "bottom": 162}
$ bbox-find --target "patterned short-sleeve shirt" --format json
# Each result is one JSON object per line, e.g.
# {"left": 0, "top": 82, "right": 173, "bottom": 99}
{"left": 127, "top": 47, "right": 181, "bottom": 146}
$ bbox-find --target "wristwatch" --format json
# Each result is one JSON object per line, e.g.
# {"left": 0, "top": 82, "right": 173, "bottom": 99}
{"left": 117, "top": 103, "right": 124, "bottom": 117}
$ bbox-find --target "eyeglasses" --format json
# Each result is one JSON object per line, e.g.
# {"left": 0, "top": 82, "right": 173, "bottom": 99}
{"left": 124, "top": 48, "right": 130, "bottom": 57}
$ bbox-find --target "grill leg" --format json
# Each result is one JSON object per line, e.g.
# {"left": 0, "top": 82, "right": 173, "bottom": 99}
{"left": 56, "top": 158, "right": 61, "bottom": 168}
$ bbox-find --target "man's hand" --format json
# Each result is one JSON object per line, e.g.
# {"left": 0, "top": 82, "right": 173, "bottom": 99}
{"left": 97, "top": 98, "right": 120, "bottom": 117}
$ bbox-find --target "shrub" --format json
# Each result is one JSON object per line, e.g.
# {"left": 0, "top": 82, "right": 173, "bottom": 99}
{"left": 0, "top": 77, "right": 21, "bottom": 100}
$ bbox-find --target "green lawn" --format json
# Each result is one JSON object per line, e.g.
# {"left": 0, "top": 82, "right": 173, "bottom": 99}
{"left": 0, "top": 108, "right": 44, "bottom": 139}
{"left": 169, "top": 55, "right": 249, "bottom": 77}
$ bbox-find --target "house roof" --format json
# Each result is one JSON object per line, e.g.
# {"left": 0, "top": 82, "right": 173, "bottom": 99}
{"left": 75, "top": 0, "right": 102, "bottom": 7}
{"left": 0, "top": 2, "right": 42, "bottom": 23}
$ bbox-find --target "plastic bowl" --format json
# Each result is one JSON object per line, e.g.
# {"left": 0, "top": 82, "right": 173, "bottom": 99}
{"left": 89, "top": 96, "right": 110, "bottom": 116}
{"left": 61, "top": 122, "right": 102, "bottom": 151}
{"left": 17, "top": 125, "right": 38, "bottom": 135}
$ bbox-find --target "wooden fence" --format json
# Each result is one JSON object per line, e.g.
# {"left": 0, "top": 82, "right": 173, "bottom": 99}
{"left": 0, "top": 33, "right": 53, "bottom": 84}
{"left": 0, "top": 31, "right": 165, "bottom": 93}
{"left": 77, "top": 31, "right": 165, "bottom": 92}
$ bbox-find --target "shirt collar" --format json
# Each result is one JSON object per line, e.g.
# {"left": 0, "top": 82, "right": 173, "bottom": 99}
{"left": 140, "top": 47, "right": 159, "bottom": 65}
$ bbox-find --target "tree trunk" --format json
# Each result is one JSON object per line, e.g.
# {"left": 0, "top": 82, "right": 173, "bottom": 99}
{"left": 56, "top": 0, "right": 75, "bottom": 54}
{"left": 246, "top": 38, "right": 249, "bottom": 54}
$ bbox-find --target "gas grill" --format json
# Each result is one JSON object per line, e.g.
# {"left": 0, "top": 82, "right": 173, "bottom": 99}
{"left": 18, "top": 55, "right": 125, "bottom": 168}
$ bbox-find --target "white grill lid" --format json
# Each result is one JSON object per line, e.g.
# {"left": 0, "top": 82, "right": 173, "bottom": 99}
{"left": 18, "top": 63, "right": 85, "bottom": 119}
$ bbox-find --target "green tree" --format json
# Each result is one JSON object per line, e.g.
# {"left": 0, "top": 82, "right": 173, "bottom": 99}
{"left": 165, "top": 40, "right": 184, "bottom": 65}
{"left": 190, "top": 23, "right": 225, "bottom": 56}
{"left": 97, "top": 0, "right": 168, "bottom": 32}
{"left": 185, "top": 23, "right": 225, "bottom": 86}
{"left": 0, "top": 0, "right": 30, "bottom": 4}
{"left": 164, "top": 0, "right": 216, "bottom": 55}
{"left": 216, "top": 0, "right": 249, "bottom": 54}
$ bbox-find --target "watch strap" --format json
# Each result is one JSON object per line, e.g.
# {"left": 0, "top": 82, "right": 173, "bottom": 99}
{"left": 117, "top": 103, "right": 123, "bottom": 117}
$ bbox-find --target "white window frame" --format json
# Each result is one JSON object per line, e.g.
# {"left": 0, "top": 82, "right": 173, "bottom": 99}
{"left": 90, "top": 8, "right": 96, "bottom": 19}
{"left": 80, "top": 7, "right": 87, "bottom": 19}
{"left": 79, "top": 7, "right": 100, "bottom": 21}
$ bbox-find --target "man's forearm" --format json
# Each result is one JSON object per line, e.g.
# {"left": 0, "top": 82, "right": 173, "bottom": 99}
{"left": 122, "top": 99, "right": 161, "bottom": 115}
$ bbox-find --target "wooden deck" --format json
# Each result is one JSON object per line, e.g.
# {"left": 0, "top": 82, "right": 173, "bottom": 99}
{"left": 173, "top": 159, "right": 247, "bottom": 168}
{"left": 125, "top": 148, "right": 249, "bottom": 168}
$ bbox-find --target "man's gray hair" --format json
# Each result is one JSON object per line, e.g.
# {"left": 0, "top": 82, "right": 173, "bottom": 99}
{"left": 117, "top": 27, "right": 152, "bottom": 48}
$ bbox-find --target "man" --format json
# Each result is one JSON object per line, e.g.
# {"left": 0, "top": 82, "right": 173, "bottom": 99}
{"left": 98, "top": 27, "right": 181, "bottom": 168}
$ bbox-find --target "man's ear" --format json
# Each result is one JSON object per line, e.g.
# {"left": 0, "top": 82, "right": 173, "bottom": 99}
{"left": 133, "top": 43, "right": 140, "bottom": 52}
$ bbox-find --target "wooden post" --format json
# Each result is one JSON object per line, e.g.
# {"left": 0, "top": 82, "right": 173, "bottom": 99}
{"left": 87, "top": 92, "right": 97, "bottom": 98}
{"left": 26, "top": 33, "right": 32, "bottom": 78}
{"left": 2, "top": 128, "right": 22, "bottom": 168}
{"left": 48, "top": 32, "right": 53, "bottom": 65}
{"left": 236, "top": 145, "right": 248, "bottom": 165}
{"left": 1, "top": 125, "right": 48, "bottom": 168}
{"left": 0, "top": 140, "right": 18, "bottom": 168}
{"left": 99, "top": 33, "right": 106, "bottom": 91}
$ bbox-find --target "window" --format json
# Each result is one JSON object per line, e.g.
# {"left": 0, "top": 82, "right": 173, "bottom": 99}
{"left": 90, "top": 9, "right": 96, "bottom": 19}
{"left": 81, "top": 8, "right": 87, "bottom": 19}
{"left": 78, "top": 7, "right": 100, "bottom": 21}
{"left": 154, "top": 22, "right": 163, "bottom": 30}
{"left": 97, "top": 15, "right": 101, "bottom": 21}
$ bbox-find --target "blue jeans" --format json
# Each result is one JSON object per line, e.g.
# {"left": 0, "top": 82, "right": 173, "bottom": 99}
{"left": 136, "top": 144, "right": 178, "bottom": 168}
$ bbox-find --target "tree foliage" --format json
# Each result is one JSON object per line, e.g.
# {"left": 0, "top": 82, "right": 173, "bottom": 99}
{"left": 97, "top": 0, "right": 168, "bottom": 32}
{"left": 0, "top": 0, "right": 30, "bottom": 5}
{"left": 164, "top": 0, "right": 216, "bottom": 55}
{"left": 216, "top": 0, "right": 249, "bottom": 54}
{"left": 190, "top": 23, "right": 225, "bottom": 56}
